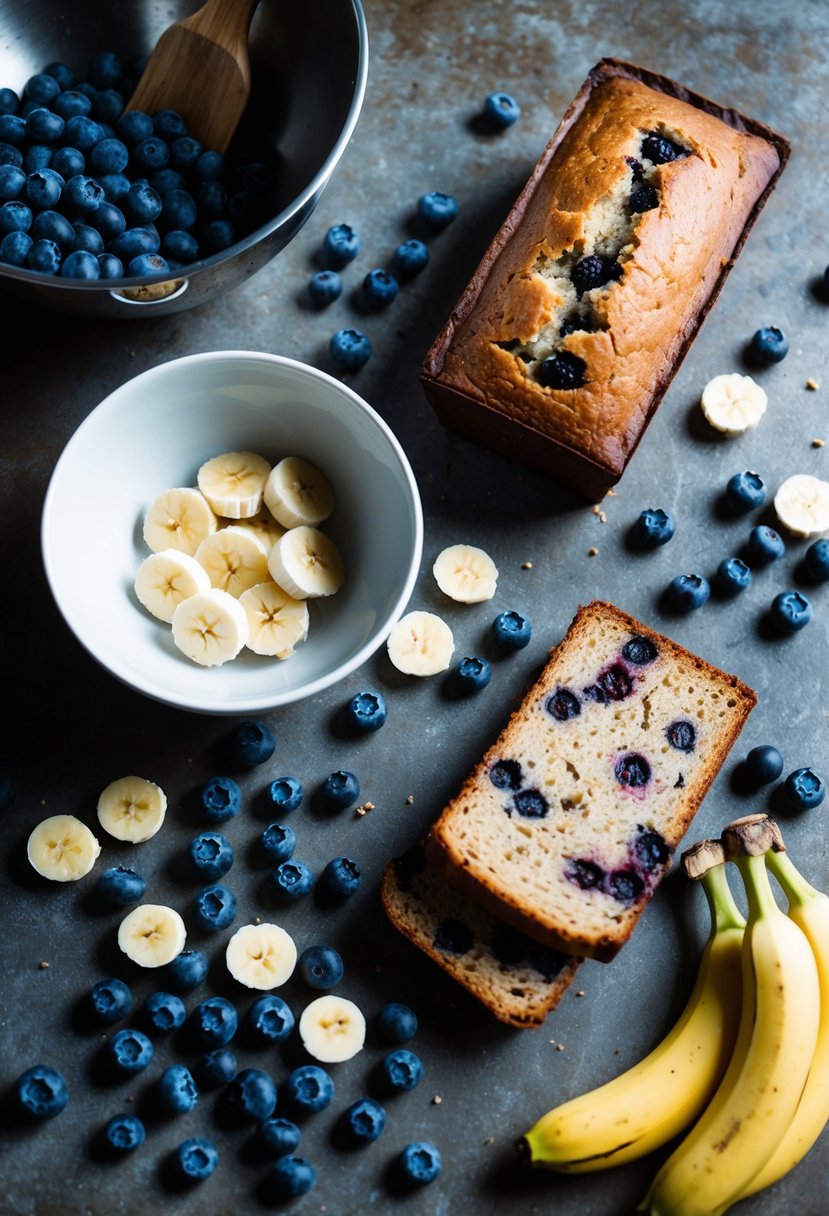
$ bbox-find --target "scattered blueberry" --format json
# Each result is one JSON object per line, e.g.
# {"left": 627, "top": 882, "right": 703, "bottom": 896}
{"left": 344, "top": 689, "right": 387, "bottom": 733}
{"left": 317, "top": 770, "right": 360, "bottom": 811}
{"left": 266, "top": 775, "right": 303, "bottom": 815}
{"left": 124, "top": 179, "right": 162, "bottom": 225}
{"left": 161, "top": 228, "right": 199, "bottom": 263}
{"left": 339, "top": 1097, "right": 386, "bottom": 1145}
{"left": 265, "top": 1155, "right": 316, "bottom": 1198}
{"left": 397, "top": 1141, "right": 441, "bottom": 1186}
{"left": 318, "top": 856, "right": 362, "bottom": 900}
{"left": 489, "top": 758, "right": 522, "bottom": 790}
{"left": 298, "top": 945, "right": 343, "bottom": 990}
{"left": 191, "top": 997, "right": 238, "bottom": 1047}
{"left": 195, "top": 1048, "right": 237, "bottom": 1089}
{"left": 391, "top": 237, "right": 429, "bottom": 278}
{"left": 283, "top": 1065, "right": 334, "bottom": 1114}
{"left": 482, "top": 90, "right": 521, "bottom": 130}
{"left": 376, "top": 1003, "right": 418, "bottom": 1044}
{"left": 634, "top": 507, "right": 675, "bottom": 547}
{"left": 666, "top": 574, "right": 710, "bottom": 611}
{"left": 194, "top": 149, "right": 224, "bottom": 181}
{"left": 108, "top": 1028, "right": 153, "bottom": 1074}
{"left": 804, "top": 538, "right": 829, "bottom": 583}
{"left": 451, "top": 656, "right": 492, "bottom": 694}
{"left": 158, "top": 1064, "right": 199, "bottom": 1114}
{"left": 15, "top": 1066, "right": 68, "bottom": 1120}
{"left": 116, "top": 109, "right": 153, "bottom": 145}
{"left": 362, "top": 267, "right": 399, "bottom": 309}
{"left": 158, "top": 187, "right": 196, "bottom": 231}
{"left": 244, "top": 995, "right": 294, "bottom": 1045}
{"left": 204, "top": 214, "right": 240, "bottom": 252}
{"left": 745, "top": 744, "right": 784, "bottom": 785}
{"left": 715, "top": 557, "right": 752, "bottom": 595}
{"left": 100, "top": 1113, "right": 145, "bottom": 1154}
{"left": 747, "top": 525, "right": 785, "bottom": 566}
{"left": 272, "top": 860, "right": 314, "bottom": 902}
{"left": 169, "top": 135, "right": 202, "bottom": 171}
{"left": 382, "top": 1048, "right": 423, "bottom": 1092}
{"left": 96, "top": 865, "right": 146, "bottom": 906}
{"left": 417, "top": 190, "right": 458, "bottom": 229}
{"left": 188, "top": 831, "right": 234, "bottom": 881}
{"left": 257, "top": 1117, "right": 301, "bottom": 1159}
{"left": 166, "top": 949, "right": 209, "bottom": 994}
{"left": 88, "top": 977, "right": 132, "bottom": 1025}
{"left": 665, "top": 721, "right": 696, "bottom": 753}
{"left": 725, "top": 471, "right": 766, "bottom": 513}
{"left": 308, "top": 268, "right": 342, "bottom": 306}
{"left": 93, "top": 89, "right": 125, "bottom": 125}
{"left": 770, "top": 590, "right": 812, "bottom": 633}
{"left": 231, "top": 718, "right": 275, "bottom": 766}
{"left": 24, "top": 144, "right": 55, "bottom": 173}
{"left": 330, "top": 327, "right": 372, "bottom": 370}
{"left": 142, "top": 991, "right": 186, "bottom": 1035}
{"left": 592, "top": 662, "right": 633, "bottom": 702}
{"left": 174, "top": 1137, "right": 218, "bottom": 1183}
{"left": 749, "top": 326, "right": 789, "bottom": 364}
{"left": 783, "top": 767, "right": 825, "bottom": 811}
{"left": 199, "top": 775, "right": 241, "bottom": 822}
{"left": 261, "top": 822, "right": 296, "bottom": 864}
{"left": 26, "top": 109, "right": 65, "bottom": 146}
{"left": 222, "top": 1067, "right": 277, "bottom": 1122}
{"left": 0, "top": 89, "right": 18, "bottom": 116}
{"left": 53, "top": 91, "right": 92, "bottom": 121}
{"left": 536, "top": 350, "right": 587, "bottom": 390}
{"left": 322, "top": 222, "right": 361, "bottom": 267}
{"left": 69, "top": 222, "right": 104, "bottom": 255}
{"left": 492, "top": 609, "right": 532, "bottom": 650}
{"left": 194, "top": 883, "right": 237, "bottom": 931}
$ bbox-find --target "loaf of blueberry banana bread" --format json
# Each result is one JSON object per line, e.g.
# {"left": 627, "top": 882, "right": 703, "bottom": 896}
{"left": 426, "top": 601, "right": 756, "bottom": 962}
{"left": 381, "top": 842, "right": 581, "bottom": 1027}
{"left": 421, "top": 59, "right": 789, "bottom": 499}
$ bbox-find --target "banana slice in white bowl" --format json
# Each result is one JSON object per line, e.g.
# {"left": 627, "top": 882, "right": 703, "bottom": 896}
{"left": 171, "top": 588, "right": 249, "bottom": 666}
{"left": 268, "top": 526, "right": 345, "bottom": 599}
{"left": 197, "top": 451, "right": 271, "bottom": 519}
{"left": 239, "top": 582, "right": 310, "bottom": 657}
{"left": 264, "top": 456, "right": 335, "bottom": 529}
{"left": 97, "top": 775, "right": 167, "bottom": 843}
{"left": 27, "top": 814, "right": 101, "bottom": 881}
{"left": 143, "top": 487, "right": 217, "bottom": 556}
{"left": 134, "top": 549, "right": 211, "bottom": 623}
{"left": 195, "top": 527, "right": 270, "bottom": 598}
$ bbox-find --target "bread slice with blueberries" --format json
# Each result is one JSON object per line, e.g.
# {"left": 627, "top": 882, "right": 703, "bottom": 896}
{"left": 426, "top": 601, "right": 756, "bottom": 963}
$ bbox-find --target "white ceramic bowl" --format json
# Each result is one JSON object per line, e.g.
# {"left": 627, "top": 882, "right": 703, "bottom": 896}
{"left": 42, "top": 351, "right": 423, "bottom": 715}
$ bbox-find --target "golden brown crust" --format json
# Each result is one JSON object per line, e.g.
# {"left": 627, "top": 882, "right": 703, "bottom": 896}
{"left": 422, "top": 61, "right": 788, "bottom": 498}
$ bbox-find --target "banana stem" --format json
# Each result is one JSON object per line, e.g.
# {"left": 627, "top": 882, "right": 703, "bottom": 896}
{"left": 701, "top": 863, "right": 746, "bottom": 937}
{"left": 766, "top": 848, "right": 818, "bottom": 909}
{"left": 734, "top": 852, "right": 778, "bottom": 919}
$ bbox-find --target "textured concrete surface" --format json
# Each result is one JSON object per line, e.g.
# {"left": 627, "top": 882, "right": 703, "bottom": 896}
{"left": 1, "top": 1, "right": 828, "bottom": 1213}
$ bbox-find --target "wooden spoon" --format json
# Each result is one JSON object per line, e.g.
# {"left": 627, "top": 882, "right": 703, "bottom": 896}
{"left": 127, "top": 0, "right": 261, "bottom": 153}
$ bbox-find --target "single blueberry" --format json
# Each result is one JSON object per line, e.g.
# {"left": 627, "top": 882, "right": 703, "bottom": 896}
{"left": 24, "top": 73, "right": 61, "bottom": 106}
{"left": 89, "top": 977, "right": 132, "bottom": 1024}
{"left": 43, "top": 62, "right": 75, "bottom": 90}
{"left": 194, "top": 149, "right": 225, "bottom": 180}
{"left": 513, "top": 788, "right": 549, "bottom": 818}
{"left": 244, "top": 995, "right": 294, "bottom": 1045}
{"left": 265, "top": 1156, "right": 316, "bottom": 1198}
{"left": 31, "top": 209, "right": 74, "bottom": 246}
{"left": 382, "top": 1048, "right": 423, "bottom": 1092}
{"left": 266, "top": 775, "right": 302, "bottom": 815}
{"left": 88, "top": 200, "right": 126, "bottom": 241}
{"left": 783, "top": 767, "right": 825, "bottom": 811}
{"left": 174, "top": 1137, "right": 218, "bottom": 1182}
{"left": 392, "top": 237, "right": 429, "bottom": 278}
{"left": 142, "top": 991, "right": 186, "bottom": 1035}
{"left": 100, "top": 1113, "right": 145, "bottom": 1154}
{"left": 188, "top": 831, "right": 234, "bottom": 881}
{"left": 0, "top": 115, "right": 26, "bottom": 147}
{"left": 666, "top": 573, "right": 710, "bottom": 611}
{"left": 318, "top": 856, "right": 362, "bottom": 900}
{"left": 725, "top": 470, "right": 766, "bottom": 513}
{"left": 89, "top": 136, "right": 129, "bottom": 176}
{"left": 26, "top": 108, "right": 65, "bottom": 145}
{"left": 298, "top": 945, "right": 344, "bottom": 990}
{"left": 108, "top": 1028, "right": 153, "bottom": 1074}
{"left": 362, "top": 267, "right": 399, "bottom": 309}
{"left": 15, "top": 1066, "right": 68, "bottom": 1120}
{"left": 195, "top": 1047, "right": 237, "bottom": 1089}
{"left": 24, "top": 169, "right": 64, "bottom": 212}
{"left": 417, "top": 190, "right": 459, "bottom": 229}
{"left": 53, "top": 91, "right": 92, "bottom": 121}
{"left": 747, "top": 525, "right": 785, "bottom": 566}
{"left": 133, "top": 135, "right": 170, "bottom": 172}
{"left": 715, "top": 557, "right": 752, "bottom": 596}
{"left": 201, "top": 218, "right": 237, "bottom": 252}
{"left": 96, "top": 865, "right": 146, "bottom": 907}
{"left": 339, "top": 1097, "right": 386, "bottom": 1145}
{"left": 344, "top": 689, "right": 388, "bottom": 733}
{"left": 158, "top": 1063, "right": 199, "bottom": 1114}
{"left": 630, "top": 184, "right": 659, "bottom": 212}
{"left": 97, "top": 251, "right": 124, "bottom": 278}
{"left": 257, "top": 1117, "right": 301, "bottom": 1159}
{"left": 482, "top": 90, "right": 521, "bottom": 130}
{"left": 200, "top": 775, "right": 241, "bottom": 822}
{"left": 166, "top": 949, "right": 209, "bottom": 994}
{"left": 283, "top": 1064, "right": 334, "bottom": 1114}
{"left": 770, "top": 590, "right": 812, "bottom": 633}
{"left": 158, "top": 188, "right": 196, "bottom": 231}
{"left": 221, "top": 1067, "right": 277, "bottom": 1122}
{"left": 537, "top": 350, "right": 587, "bottom": 390}
{"left": 73, "top": 82, "right": 99, "bottom": 101}
{"left": 615, "top": 753, "right": 651, "bottom": 787}
{"left": 63, "top": 114, "right": 104, "bottom": 151}
{"left": 451, "top": 656, "right": 492, "bottom": 694}
{"left": 572, "top": 253, "right": 621, "bottom": 296}
{"left": 641, "top": 131, "right": 685, "bottom": 163}
{"left": 116, "top": 109, "right": 153, "bottom": 144}
{"left": 24, "top": 144, "right": 55, "bottom": 173}
{"left": 433, "top": 918, "right": 474, "bottom": 954}
{"left": 566, "top": 858, "right": 605, "bottom": 890}
{"left": 193, "top": 179, "right": 227, "bottom": 219}
{"left": 308, "top": 268, "right": 342, "bottom": 306}
{"left": 161, "top": 228, "right": 199, "bottom": 263}
{"left": 87, "top": 51, "right": 123, "bottom": 90}
{"left": 272, "top": 860, "right": 314, "bottom": 902}
{"left": 330, "top": 327, "right": 372, "bottom": 370}
{"left": 127, "top": 251, "right": 169, "bottom": 277}
{"left": 665, "top": 720, "right": 696, "bottom": 753}
{"left": 622, "top": 635, "right": 658, "bottom": 666}
{"left": 0, "top": 200, "right": 32, "bottom": 233}
{"left": 321, "top": 222, "right": 361, "bottom": 268}
{"left": 0, "top": 142, "right": 23, "bottom": 167}
{"left": 231, "top": 718, "right": 275, "bottom": 766}
{"left": 191, "top": 996, "right": 238, "bottom": 1047}
{"left": 261, "top": 822, "right": 296, "bottom": 864}
{"left": 631, "top": 829, "right": 671, "bottom": 872}
{"left": 749, "top": 326, "right": 789, "bottom": 364}
{"left": 0, "top": 89, "right": 18, "bottom": 116}
{"left": 489, "top": 758, "right": 523, "bottom": 790}
{"left": 397, "top": 1142, "right": 441, "bottom": 1185}
{"left": 745, "top": 744, "right": 784, "bottom": 785}
{"left": 317, "top": 770, "right": 360, "bottom": 811}
{"left": 545, "top": 688, "right": 581, "bottom": 720}
{"left": 93, "top": 88, "right": 125, "bottom": 124}
{"left": 608, "top": 869, "right": 645, "bottom": 902}
{"left": 193, "top": 883, "right": 237, "bottom": 931}
{"left": 227, "top": 189, "right": 261, "bottom": 228}
{"left": 153, "top": 109, "right": 187, "bottom": 139}
{"left": 69, "top": 222, "right": 104, "bottom": 255}
{"left": 98, "top": 172, "right": 131, "bottom": 202}
{"left": 376, "top": 1002, "right": 417, "bottom": 1044}
{"left": 27, "top": 237, "right": 61, "bottom": 273}
{"left": 596, "top": 663, "right": 633, "bottom": 701}
{"left": 634, "top": 507, "right": 675, "bottom": 548}
{"left": 804, "top": 538, "right": 829, "bottom": 584}
{"left": 63, "top": 174, "right": 104, "bottom": 213}
{"left": 0, "top": 230, "right": 31, "bottom": 265}
{"left": 492, "top": 609, "right": 532, "bottom": 650}
{"left": 170, "top": 134, "right": 202, "bottom": 170}
{"left": 60, "top": 249, "right": 99, "bottom": 278}
{"left": 151, "top": 166, "right": 186, "bottom": 195}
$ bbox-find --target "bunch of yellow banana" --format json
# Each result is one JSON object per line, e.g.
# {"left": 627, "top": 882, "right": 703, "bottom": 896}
{"left": 521, "top": 813, "right": 829, "bottom": 1215}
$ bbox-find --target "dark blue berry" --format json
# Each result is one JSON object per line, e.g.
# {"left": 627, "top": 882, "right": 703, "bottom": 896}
{"left": 133, "top": 136, "right": 170, "bottom": 172}
{"left": 98, "top": 172, "right": 131, "bottom": 202}
{"left": 125, "top": 181, "right": 163, "bottom": 225}
{"left": 319, "top": 856, "right": 362, "bottom": 900}
{"left": 0, "top": 89, "right": 18, "bottom": 116}
{"left": 201, "top": 218, "right": 237, "bottom": 252}
{"left": 257, "top": 1117, "right": 301, "bottom": 1159}
{"left": 53, "top": 92, "right": 92, "bottom": 121}
{"left": 31, "top": 209, "right": 74, "bottom": 245}
{"left": 108, "top": 1028, "right": 153, "bottom": 1074}
{"left": 0, "top": 115, "right": 26, "bottom": 146}
{"left": 0, "top": 142, "right": 23, "bottom": 167}
{"left": 188, "top": 831, "right": 234, "bottom": 881}
{"left": 614, "top": 753, "right": 651, "bottom": 787}
{"left": 747, "top": 525, "right": 785, "bottom": 566}
{"left": 634, "top": 508, "right": 675, "bottom": 548}
{"left": 63, "top": 174, "right": 104, "bottom": 213}
{"left": 745, "top": 745, "right": 784, "bottom": 785}
{"left": 63, "top": 115, "right": 103, "bottom": 151}
{"left": 61, "top": 249, "right": 99, "bottom": 278}
{"left": 537, "top": 350, "right": 586, "bottom": 390}
{"left": 266, "top": 775, "right": 302, "bottom": 815}
{"left": 339, "top": 1097, "right": 386, "bottom": 1144}
{"left": 96, "top": 865, "right": 146, "bottom": 907}
{"left": 417, "top": 190, "right": 458, "bottom": 229}
{"left": 24, "top": 74, "right": 61, "bottom": 106}
{"left": 513, "top": 788, "right": 549, "bottom": 818}
{"left": 170, "top": 135, "right": 202, "bottom": 170}
{"left": 261, "top": 822, "right": 296, "bottom": 864}
{"left": 159, "top": 188, "right": 196, "bottom": 231}
{"left": 244, "top": 995, "right": 294, "bottom": 1045}
{"left": 98, "top": 252, "right": 123, "bottom": 279}
{"left": 451, "top": 656, "right": 492, "bottom": 694}
{"left": 161, "top": 228, "right": 199, "bottom": 263}
{"left": 142, "top": 991, "right": 186, "bottom": 1035}
{"left": 174, "top": 1137, "right": 218, "bottom": 1182}
{"left": 322, "top": 222, "right": 360, "bottom": 267}
{"left": 166, "top": 949, "right": 209, "bottom": 994}
{"left": 151, "top": 167, "right": 186, "bottom": 195}
{"left": 376, "top": 1002, "right": 417, "bottom": 1044}
{"left": 27, "top": 237, "right": 61, "bottom": 273}
{"left": 222, "top": 1067, "right": 277, "bottom": 1123}
{"left": 546, "top": 688, "right": 580, "bottom": 720}
{"left": 596, "top": 663, "right": 633, "bottom": 701}
{"left": 272, "top": 860, "right": 314, "bottom": 902}
{"left": 26, "top": 109, "right": 65, "bottom": 145}
{"left": 194, "top": 149, "right": 224, "bottom": 181}
{"left": 666, "top": 573, "right": 710, "bottom": 611}
{"left": 666, "top": 720, "right": 696, "bottom": 753}
{"left": 0, "top": 163, "right": 25, "bottom": 199}
{"left": 317, "top": 770, "right": 360, "bottom": 811}
{"left": 330, "top": 327, "right": 372, "bottom": 370}
{"left": 193, "top": 179, "right": 227, "bottom": 218}
{"left": 749, "top": 326, "right": 788, "bottom": 364}
{"left": 24, "top": 169, "right": 64, "bottom": 211}
{"left": 265, "top": 1156, "right": 316, "bottom": 1197}
{"left": 566, "top": 858, "right": 605, "bottom": 890}
{"left": 622, "top": 635, "right": 658, "bottom": 665}
{"left": 200, "top": 775, "right": 241, "bottom": 822}
{"left": 344, "top": 689, "right": 387, "bottom": 732}
{"left": 195, "top": 1048, "right": 237, "bottom": 1089}
{"left": 298, "top": 945, "right": 343, "bottom": 990}
{"left": 770, "top": 590, "right": 812, "bottom": 633}
{"left": 87, "top": 137, "right": 128, "bottom": 176}
{"left": 642, "top": 131, "right": 684, "bottom": 163}
{"left": 492, "top": 609, "right": 532, "bottom": 650}
{"left": 608, "top": 869, "right": 645, "bottom": 902}
{"left": 397, "top": 1142, "right": 441, "bottom": 1185}
{"left": 100, "top": 1113, "right": 145, "bottom": 1154}
{"left": 482, "top": 91, "right": 521, "bottom": 130}
{"left": 231, "top": 718, "right": 275, "bottom": 766}
{"left": 631, "top": 829, "right": 671, "bottom": 871}
{"left": 283, "top": 1064, "right": 333, "bottom": 1113}
{"left": 15, "top": 1066, "right": 68, "bottom": 1120}
{"left": 392, "top": 237, "right": 429, "bottom": 278}
{"left": 153, "top": 109, "right": 187, "bottom": 139}
{"left": 725, "top": 470, "right": 766, "bottom": 513}
{"left": 630, "top": 184, "right": 659, "bottom": 212}
{"left": 572, "top": 253, "right": 621, "bottom": 296}
{"left": 93, "top": 89, "right": 125, "bottom": 124}
{"left": 116, "top": 110, "right": 153, "bottom": 144}
{"left": 193, "top": 883, "right": 237, "bottom": 930}
{"left": 362, "top": 267, "right": 399, "bottom": 309}
{"left": 43, "top": 62, "right": 74, "bottom": 90}
{"left": 715, "top": 557, "right": 752, "bottom": 595}
{"left": 88, "top": 977, "right": 132, "bottom": 1024}
{"left": 783, "top": 767, "right": 825, "bottom": 811}
{"left": 489, "top": 758, "right": 522, "bottom": 790}
{"left": 0, "top": 200, "right": 32, "bottom": 233}
{"left": 87, "top": 51, "right": 123, "bottom": 90}
{"left": 73, "top": 83, "right": 98, "bottom": 101}
{"left": 49, "top": 145, "right": 84, "bottom": 181}
{"left": 804, "top": 538, "right": 829, "bottom": 583}
{"left": 382, "top": 1048, "right": 423, "bottom": 1092}
{"left": 0, "top": 230, "right": 31, "bottom": 265}
{"left": 191, "top": 996, "right": 238, "bottom": 1047}
{"left": 433, "top": 918, "right": 474, "bottom": 954}
{"left": 24, "top": 144, "right": 55, "bottom": 173}
{"left": 158, "top": 1064, "right": 198, "bottom": 1114}
{"left": 308, "top": 269, "right": 342, "bottom": 306}
{"left": 69, "top": 222, "right": 104, "bottom": 255}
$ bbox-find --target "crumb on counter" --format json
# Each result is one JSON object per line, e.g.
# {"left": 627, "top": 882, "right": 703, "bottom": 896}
{"left": 254, "top": 916, "right": 261, "bottom": 925}
{"left": 356, "top": 801, "right": 375, "bottom": 817}
{"left": 588, "top": 547, "right": 599, "bottom": 557}
{"left": 38, "top": 961, "right": 49, "bottom": 970}
{"left": 432, "top": 1094, "right": 442, "bottom": 1105}
{"left": 405, "top": 794, "right": 414, "bottom": 805}
{"left": 576, "top": 990, "right": 585, "bottom": 997}
{"left": 806, "top": 378, "right": 820, "bottom": 391}
{"left": 521, "top": 561, "right": 533, "bottom": 570}
{"left": 607, "top": 489, "right": 617, "bottom": 496}
{"left": 813, "top": 438, "right": 825, "bottom": 448}
{"left": 483, "top": 1136, "right": 495, "bottom": 1145}
{"left": 592, "top": 504, "right": 601, "bottom": 516}
{"left": 599, "top": 511, "right": 607, "bottom": 523}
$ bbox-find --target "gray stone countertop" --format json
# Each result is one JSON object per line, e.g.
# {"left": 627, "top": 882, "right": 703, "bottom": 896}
{"left": 0, "top": 1, "right": 827, "bottom": 1213}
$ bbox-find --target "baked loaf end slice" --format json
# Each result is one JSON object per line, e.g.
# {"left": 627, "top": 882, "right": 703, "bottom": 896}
{"left": 381, "top": 843, "right": 581, "bottom": 1028}
{"left": 427, "top": 601, "right": 756, "bottom": 962}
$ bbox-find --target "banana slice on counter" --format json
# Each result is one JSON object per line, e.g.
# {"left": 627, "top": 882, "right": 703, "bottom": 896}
{"left": 27, "top": 814, "right": 101, "bottom": 882}
{"left": 387, "top": 610, "right": 454, "bottom": 676}
{"left": 195, "top": 527, "right": 270, "bottom": 598}
{"left": 774, "top": 474, "right": 829, "bottom": 537}
{"left": 700, "top": 373, "right": 767, "bottom": 434}
{"left": 97, "top": 775, "right": 167, "bottom": 843}
{"left": 239, "top": 581, "right": 310, "bottom": 657}
{"left": 197, "top": 451, "right": 271, "bottom": 519}
{"left": 433, "top": 543, "right": 498, "bottom": 603}
{"left": 143, "top": 487, "right": 218, "bottom": 556}
{"left": 134, "top": 549, "right": 211, "bottom": 623}
{"left": 299, "top": 995, "right": 366, "bottom": 1063}
{"left": 171, "top": 588, "right": 249, "bottom": 666}
{"left": 225, "top": 922, "right": 297, "bottom": 989}
{"left": 118, "top": 903, "right": 186, "bottom": 968}
{"left": 268, "top": 526, "right": 345, "bottom": 600}
{"left": 224, "top": 504, "right": 285, "bottom": 550}
{"left": 264, "top": 456, "right": 335, "bottom": 529}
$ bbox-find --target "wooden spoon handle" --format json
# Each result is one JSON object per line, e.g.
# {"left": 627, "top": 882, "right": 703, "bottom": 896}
{"left": 182, "top": 0, "right": 261, "bottom": 50}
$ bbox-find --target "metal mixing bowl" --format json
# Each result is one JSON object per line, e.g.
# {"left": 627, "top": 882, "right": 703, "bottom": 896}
{"left": 0, "top": 0, "right": 367, "bottom": 316}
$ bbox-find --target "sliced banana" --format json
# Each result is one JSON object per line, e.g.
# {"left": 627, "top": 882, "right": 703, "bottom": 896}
{"left": 97, "top": 775, "right": 167, "bottom": 844}
{"left": 197, "top": 451, "right": 271, "bottom": 519}
{"left": 263, "top": 456, "right": 335, "bottom": 529}
{"left": 224, "top": 504, "right": 285, "bottom": 550}
{"left": 433, "top": 543, "right": 498, "bottom": 603}
{"left": 387, "top": 610, "right": 454, "bottom": 676}
{"left": 171, "top": 588, "right": 249, "bottom": 666}
{"left": 239, "top": 581, "right": 310, "bottom": 657}
{"left": 774, "top": 473, "right": 829, "bottom": 537}
{"left": 134, "top": 549, "right": 211, "bottom": 623}
{"left": 27, "top": 814, "right": 101, "bottom": 882}
{"left": 118, "top": 903, "right": 186, "bottom": 968}
{"left": 268, "top": 526, "right": 345, "bottom": 600}
{"left": 195, "top": 527, "right": 270, "bottom": 598}
{"left": 143, "top": 487, "right": 218, "bottom": 556}
{"left": 225, "top": 922, "right": 297, "bottom": 990}
{"left": 299, "top": 995, "right": 366, "bottom": 1063}
{"left": 700, "top": 373, "right": 767, "bottom": 434}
